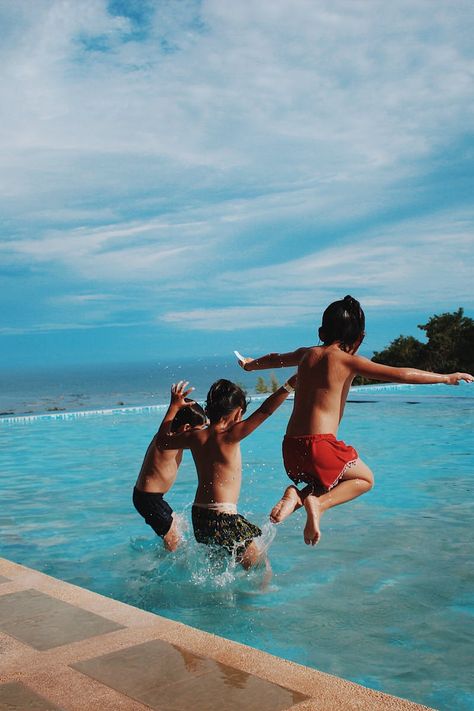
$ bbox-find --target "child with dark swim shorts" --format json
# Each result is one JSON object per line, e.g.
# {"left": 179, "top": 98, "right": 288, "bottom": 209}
{"left": 157, "top": 376, "right": 296, "bottom": 569}
{"left": 236, "top": 295, "right": 474, "bottom": 547}
{"left": 133, "top": 398, "right": 206, "bottom": 551}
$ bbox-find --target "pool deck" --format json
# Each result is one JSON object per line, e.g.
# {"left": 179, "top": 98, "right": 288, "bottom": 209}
{"left": 0, "top": 557, "right": 434, "bottom": 711}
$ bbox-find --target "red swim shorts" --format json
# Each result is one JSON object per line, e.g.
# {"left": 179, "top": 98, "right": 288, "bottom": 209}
{"left": 282, "top": 434, "right": 358, "bottom": 492}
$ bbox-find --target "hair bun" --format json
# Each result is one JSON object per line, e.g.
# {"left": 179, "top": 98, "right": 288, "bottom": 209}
{"left": 343, "top": 295, "right": 354, "bottom": 305}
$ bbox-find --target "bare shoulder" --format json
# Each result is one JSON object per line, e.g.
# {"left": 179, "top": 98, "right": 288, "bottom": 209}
{"left": 192, "top": 427, "right": 209, "bottom": 444}
{"left": 326, "top": 347, "right": 359, "bottom": 373}
{"left": 301, "top": 345, "right": 324, "bottom": 364}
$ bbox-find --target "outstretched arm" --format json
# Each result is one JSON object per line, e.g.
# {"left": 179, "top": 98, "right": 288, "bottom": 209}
{"left": 225, "top": 374, "right": 297, "bottom": 443}
{"left": 352, "top": 356, "right": 474, "bottom": 385}
{"left": 236, "top": 348, "right": 308, "bottom": 371}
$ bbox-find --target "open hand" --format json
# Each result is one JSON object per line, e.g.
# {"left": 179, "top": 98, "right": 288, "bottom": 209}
{"left": 446, "top": 372, "right": 474, "bottom": 385}
{"left": 235, "top": 351, "right": 254, "bottom": 371}
{"left": 170, "top": 380, "right": 195, "bottom": 407}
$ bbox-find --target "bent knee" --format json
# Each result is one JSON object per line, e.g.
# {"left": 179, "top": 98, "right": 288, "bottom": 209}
{"left": 353, "top": 464, "right": 374, "bottom": 492}
{"left": 362, "top": 469, "right": 374, "bottom": 491}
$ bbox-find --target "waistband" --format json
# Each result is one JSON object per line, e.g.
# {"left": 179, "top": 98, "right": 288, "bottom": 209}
{"left": 193, "top": 502, "right": 238, "bottom": 514}
{"left": 133, "top": 486, "right": 164, "bottom": 498}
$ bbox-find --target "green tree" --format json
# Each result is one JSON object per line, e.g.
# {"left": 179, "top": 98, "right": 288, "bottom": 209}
{"left": 270, "top": 373, "right": 280, "bottom": 392}
{"left": 420, "top": 308, "right": 474, "bottom": 374}
{"left": 354, "top": 308, "right": 474, "bottom": 385}
{"left": 255, "top": 376, "right": 269, "bottom": 393}
{"left": 372, "top": 335, "right": 427, "bottom": 368}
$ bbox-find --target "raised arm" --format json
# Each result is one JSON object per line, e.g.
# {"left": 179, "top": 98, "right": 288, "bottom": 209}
{"left": 225, "top": 374, "right": 297, "bottom": 443}
{"left": 156, "top": 381, "right": 197, "bottom": 450}
{"left": 237, "top": 348, "right": 308, "bottom": 371}
{"left": 352, "top": 356, "right": 474, "bottom": 385}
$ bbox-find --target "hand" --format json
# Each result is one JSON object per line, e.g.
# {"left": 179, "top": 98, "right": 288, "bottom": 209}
{"left": 445, "top": 372, "right": 474, "bottom": 385}
{"left": 236, "top": 353, "right": 254, "bottom": 371}
{"left": 170, "top": 381, "right": 195, "bottom": 407}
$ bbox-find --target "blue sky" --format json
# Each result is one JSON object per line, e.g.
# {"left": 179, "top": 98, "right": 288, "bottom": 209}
{"left": 1, "top": 0, "right": 473, "bottom": 368}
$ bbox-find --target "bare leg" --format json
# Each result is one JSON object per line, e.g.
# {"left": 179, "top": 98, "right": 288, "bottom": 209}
{"left": 163, "top": 515, "right": 181, "bottom": 552}
{"left": 302, "top": 458, "right": 374, "bottom": 546}
{"left": 270, "top": 485, "right": 304, "bottom": 523}
{"left": 239, "top": 540, "right": 268, "bottom": 571}
{"left": 303, "top": 494, "right": 321, "bottom": 546}
{"left": 260, "top": 556, "right": 273, "bottom": 591}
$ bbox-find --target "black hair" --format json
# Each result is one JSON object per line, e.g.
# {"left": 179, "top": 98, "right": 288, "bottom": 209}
{"left": 171, "top": 399, "right": 206, "bottom": 432}
{"left": 318, "top": 295, "right": 365, "bottom": 352}
{"left": 205, "top": 379, "right": 248, "bottom": 424}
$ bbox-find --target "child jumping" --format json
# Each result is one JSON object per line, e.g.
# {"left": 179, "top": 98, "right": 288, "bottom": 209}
{"left": 133, "top": 399, "right": 206, "bottom": 551}
{"left": 237, "top": 295, "right": 473, "bottom": 547}
{"left": 157, "top": 376, "right": 296, "bottom": 569}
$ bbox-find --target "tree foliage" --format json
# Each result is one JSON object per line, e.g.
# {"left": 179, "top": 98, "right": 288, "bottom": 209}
{"left": 354, "top": 308, "right": 474, "bottom": 384}
{"left": 255, "top": 376, "right": 269, "bottom": 393}
{"left": 255, "top": 373, "right": 280, "bottom": 393}
{"left": 270, "top": 373, "right": 280, "bottom": 392}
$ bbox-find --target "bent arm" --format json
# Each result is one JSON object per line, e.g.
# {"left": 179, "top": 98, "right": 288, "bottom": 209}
{"left": 353, "top": 356, "right": 473, "bottom": 385}
{"left": 155, "top": 380, "right": 195, "bottom": 448}
{"left": 241, "top": 348, "right": 308, "bottom": 371}
{"left": 156, "top": 428, "right": 197, "bottom": 450}
{"left": 156, "top": 402, "right": 180, "bottom": 443}
{"left": 226, "top": 374, "right": 297, "bottom": 442}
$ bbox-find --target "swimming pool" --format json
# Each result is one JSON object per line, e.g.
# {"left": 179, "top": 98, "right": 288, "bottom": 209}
{"left": 1, "top": 384, "right": 473, "bottom": 710}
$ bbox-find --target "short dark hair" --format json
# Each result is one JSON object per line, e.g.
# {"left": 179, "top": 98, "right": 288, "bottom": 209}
{"left": 205, "top": 379, "right": 248, "bottom": 424}
{"left": 318, "top": 295, "right": 365, "bottom": 351}
{"left": 171, "top": 399, "right": 206, "bottom": 432}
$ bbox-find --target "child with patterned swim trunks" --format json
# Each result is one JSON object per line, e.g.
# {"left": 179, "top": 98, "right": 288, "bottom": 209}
{"left": 237, "top": 295, "right": 473, "bottom": 546}
{"left": 157, "top": 376, "right": 296, "bottom": 569}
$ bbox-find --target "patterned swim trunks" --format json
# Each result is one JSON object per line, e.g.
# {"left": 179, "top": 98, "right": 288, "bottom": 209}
{"left": 191, "top": 505, "right": 262, "bottom": 558}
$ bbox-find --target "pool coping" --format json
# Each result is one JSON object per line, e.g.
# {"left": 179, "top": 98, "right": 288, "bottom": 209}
{"left": 0, "top": 556, "right": 435, "bottom": 711}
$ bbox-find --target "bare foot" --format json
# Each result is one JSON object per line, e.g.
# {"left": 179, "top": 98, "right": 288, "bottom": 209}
{"left": 303, "top": 496, "right": 322, "bottom": 546}
{"left": 163, "top": 518, "right": 181, "bottom": 552}
{"left": 270, "top": 486, "right": 303, "bottom": 523}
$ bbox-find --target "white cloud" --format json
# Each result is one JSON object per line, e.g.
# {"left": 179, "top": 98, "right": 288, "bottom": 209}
{"left": 1, "top": 0, "right": 472, "bottom": 205}
{"left": 0, "top": 320, "right": 149, "bottom": 336}
{"left": 0, "top": 1, "right": 473, "bottom": 341}
{"left": 161, "top": 210, "right": 474, "bottom": 330}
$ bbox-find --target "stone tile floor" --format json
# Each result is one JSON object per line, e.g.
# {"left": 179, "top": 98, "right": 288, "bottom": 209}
{"left": 0, "top": 558, "right": 434, "bottom": 711}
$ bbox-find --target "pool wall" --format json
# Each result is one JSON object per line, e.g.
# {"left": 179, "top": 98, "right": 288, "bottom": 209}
{"left": 0, "top": 556, "right": 434, "bottom": 711}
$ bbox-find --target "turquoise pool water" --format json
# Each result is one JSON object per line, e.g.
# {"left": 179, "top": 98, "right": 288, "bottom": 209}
{"left": 1, "top": 384, "right": 473, "bottom": 710}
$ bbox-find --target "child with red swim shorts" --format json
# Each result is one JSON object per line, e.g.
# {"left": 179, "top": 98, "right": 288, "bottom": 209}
{"left": 237, "top": 295, "right": 473, "bottom": 547}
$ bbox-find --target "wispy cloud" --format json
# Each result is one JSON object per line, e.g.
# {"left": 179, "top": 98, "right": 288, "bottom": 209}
{"left": 0, "top": 1, "right": 472, "bottom": 359}
{"left": 2, "top": 1, "right": 472, "bottom": 211}
{"left": 161, "top": 210, "right": 474, "bottom": 330}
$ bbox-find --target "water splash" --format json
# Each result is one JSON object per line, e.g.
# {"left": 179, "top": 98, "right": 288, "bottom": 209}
{"left": 254, "top": 520, "right": 277, "bottom": 555}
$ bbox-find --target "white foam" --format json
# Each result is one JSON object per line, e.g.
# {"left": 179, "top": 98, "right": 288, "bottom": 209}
{"left": 0, "top": 403, "right": 168, "bottom": 425}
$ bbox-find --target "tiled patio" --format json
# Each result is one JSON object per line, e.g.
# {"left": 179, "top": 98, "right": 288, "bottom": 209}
{"left": 0, "top": 557, "right": 434, "bottom": 711}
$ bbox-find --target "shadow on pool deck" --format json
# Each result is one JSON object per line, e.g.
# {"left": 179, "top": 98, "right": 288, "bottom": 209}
{"left": 0, "top": 557, "right": 434, "bottom": 711}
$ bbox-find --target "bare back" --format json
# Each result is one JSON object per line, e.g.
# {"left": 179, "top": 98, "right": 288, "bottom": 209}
{"left": 157, "top": 380, "right": 294, "bottom": 506}
{"left": 188, "top": 426, "right": 243, "bottom": 505}
{"left": 135, "top": 435, "right": 183, "bottom": 493}
{"left": 287, "top": 345, "right": 354, "bottom": 436}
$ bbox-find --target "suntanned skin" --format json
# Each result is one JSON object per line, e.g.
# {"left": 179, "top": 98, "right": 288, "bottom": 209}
{"left": 136, "top": 436, "right": 184, "bottom": 494}
{"left": 238, "top": 341, "right": 473, "bottom": 546}
{"left": 135, "top": 424, "right": 197, "bottom": 552}
{"left": 157, "top": 377, "right": 296, "bottom": 569}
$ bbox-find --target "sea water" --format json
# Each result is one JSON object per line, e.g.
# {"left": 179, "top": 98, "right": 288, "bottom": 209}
{"left": 1, "top": 380, "right": 473, "bottom": 710}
